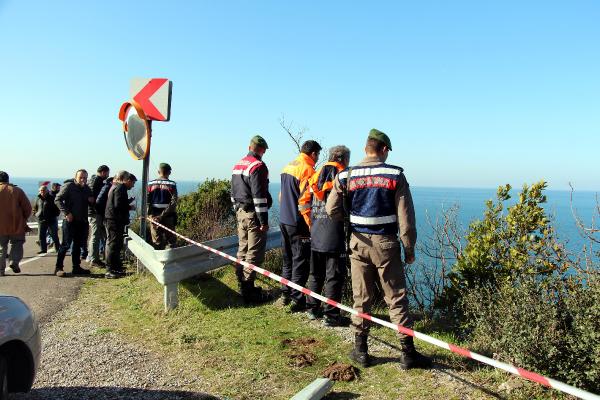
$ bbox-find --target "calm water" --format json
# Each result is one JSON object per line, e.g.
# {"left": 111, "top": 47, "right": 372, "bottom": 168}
{"left": 13, "top": 177, "right": 598, "bottom": 253}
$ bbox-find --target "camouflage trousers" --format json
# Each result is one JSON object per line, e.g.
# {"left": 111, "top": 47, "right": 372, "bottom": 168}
{"left": 235, "top": 208, "right": 266, "bottom": 283}
{"left": 348, "top": 232, "right": 413, "bottom": 339}
{"left": 150, "top": 215, "right": 177, "bottom": 250}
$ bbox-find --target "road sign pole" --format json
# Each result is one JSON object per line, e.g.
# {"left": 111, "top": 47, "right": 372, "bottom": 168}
{"left": 140, "top": 121, "right": 152, "bottom": 241}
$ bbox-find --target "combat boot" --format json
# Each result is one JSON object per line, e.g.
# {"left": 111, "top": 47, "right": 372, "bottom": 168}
{"left": 349, "top": 333, "right": 371, "bottom": 367}
{"left": 240, "top": 281, "right": 272, "bottom": 305}
{"left": 399, "top": 336, "right": 433, "bottom": 370}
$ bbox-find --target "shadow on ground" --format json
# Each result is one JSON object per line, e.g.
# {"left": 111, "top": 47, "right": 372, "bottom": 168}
{"left": 181, "top": 273, "right": 246, "bottom": 310}
{"left": 323, "top": 392, "right": 361, "bottom": 399}
{"left": 368, "top": 334, "right": 503, "bottom": 399}
{"left": 11, "top": 386, "right": 219, "bottom": 400}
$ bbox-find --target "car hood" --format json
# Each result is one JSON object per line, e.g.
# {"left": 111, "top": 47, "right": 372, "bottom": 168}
{"left": 0, "top": 295, "right": 38, "bottom": 343}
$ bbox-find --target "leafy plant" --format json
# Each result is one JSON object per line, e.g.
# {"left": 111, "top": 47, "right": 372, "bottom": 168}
{"left": 442, "top": 181, "right": 571, "bottom": 310}
{"left": 176, "top": 179, "right": 236, "bottom": 242}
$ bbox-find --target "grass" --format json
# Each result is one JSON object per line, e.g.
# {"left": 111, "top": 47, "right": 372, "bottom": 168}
{"left": 71, "top": 263, "right": 570, "bottom": 400}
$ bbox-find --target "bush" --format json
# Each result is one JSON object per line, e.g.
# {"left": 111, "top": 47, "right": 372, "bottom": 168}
{"left": 462, "top": 273, "right": 600, "bottom": 391}
{"left": 441, "top": 181, "right": 571, "bottom": 312}
{"left": 176, "top": 179, "right": 236, "bottom": 242}
{"left": 439, "top": 181, "right": 600, "bottom": 391}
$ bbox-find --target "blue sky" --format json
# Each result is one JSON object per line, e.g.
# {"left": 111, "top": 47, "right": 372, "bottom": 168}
{"left": 1, "top": 1, "right": 598, "bottom": 190}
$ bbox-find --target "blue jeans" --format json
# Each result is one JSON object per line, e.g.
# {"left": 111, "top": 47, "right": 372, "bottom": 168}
{"left": 39, "top": 219, "right": 60, "bottom": 252}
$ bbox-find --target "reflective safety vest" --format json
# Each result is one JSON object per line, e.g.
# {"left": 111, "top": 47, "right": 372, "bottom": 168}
{"left": 306, "top": 161, "right": 345, "bottom": 252}
{"left": 280, "top": 153, "right": 316, "bottom": 229}
{"left": 337, "top": 164, "right": 404, "bottom": 235}
{"left": 147, "top": 178, "right": 177, "bottom": 216}
{"left": 231, "top": 152, "right": 272, "bottom": 226}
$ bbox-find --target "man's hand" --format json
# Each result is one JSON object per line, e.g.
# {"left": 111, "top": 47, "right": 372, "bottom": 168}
{"left": 88, "top": 196, "right": 95, "bottom": 204}
{"left": 259, "top": 224, "right": 269, "bottom": 233}
{"left": 65, "top": 213, "right": 74, "bottom": 223}
{"left": 405, "top": 254, "right": 415, "bottom": 265}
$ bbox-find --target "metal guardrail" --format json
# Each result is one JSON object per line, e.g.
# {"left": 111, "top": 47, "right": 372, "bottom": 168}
{"left": 127, "top": 228, "right": 282, "bottom": 311}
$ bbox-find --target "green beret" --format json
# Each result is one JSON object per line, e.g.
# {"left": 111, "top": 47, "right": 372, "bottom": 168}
{"left": 250, "top": 135, "right": 269, "bottom": 149}
{"left": 159, "top": 163, "right": 172, "bottom": 171}
{"left": 368, "top": 128, "right": 392, "bottom": 151}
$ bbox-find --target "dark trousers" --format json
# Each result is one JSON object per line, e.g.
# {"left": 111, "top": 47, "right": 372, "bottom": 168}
{"left": 307, "top": 250, "right": 347, "bottom": 318}
{"left": 280, "top": 223, "right": 311, "bottom": 305}
{"left": 56, "top": 220, "right": 88, "bottom": 268}
{"left": 39, "top": 219, "right": 60, "bottom": 252}
{"left": 105, "top": 219, "right": 126, "bottom": 272}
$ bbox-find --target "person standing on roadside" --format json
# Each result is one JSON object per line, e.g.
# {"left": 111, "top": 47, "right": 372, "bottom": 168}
{"left": 279, "top": 140, "right": 322, "bottom": 311}
{"left": 47, "top": 182, "right": 62, "bottom": 248}
{"left": 304, "top": 146, "right": 351, "bottom": 327}
{"left": 87, "top": 165, "right": 110, "bottom": 266}
{"left": 105, "top": 171, "right": 137, "bottom": 279}
{"left": 231, "top": 135, "right": 273, "bottom": 304}
{"left": 50, "top": 182, "right": 61, "bottom": 197}
{"left": 147, "top": 163, "right": 178, "bottom": 249}
{"left": 54, "top": 169, "right": 94, "bottom": 277}
{"left": 32, "top": 185, "right": 61, "bottom": 254}
{"left": 0, "top": 171, "right": 32, "bottom": 276}
{"left": 326, "top": 129, "right": 432, "bottom": 370}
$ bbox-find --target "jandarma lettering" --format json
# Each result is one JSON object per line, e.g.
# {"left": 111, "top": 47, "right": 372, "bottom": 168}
{"left": 349, "top": 176, "right": 396, "bottom": 191}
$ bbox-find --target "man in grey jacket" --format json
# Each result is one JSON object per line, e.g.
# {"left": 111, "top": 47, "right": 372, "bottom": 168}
{"left": 55, "top": 169, "right": 95, "bottom": 277}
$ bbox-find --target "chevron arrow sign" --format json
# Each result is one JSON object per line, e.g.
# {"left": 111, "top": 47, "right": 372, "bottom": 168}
{"left": 130, "top": 78, "right": 172, "bottom": 121}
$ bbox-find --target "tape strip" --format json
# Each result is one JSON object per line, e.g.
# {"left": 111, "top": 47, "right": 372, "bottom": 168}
{"left": 145, "top": 218, "right": 600, "bottom": 400}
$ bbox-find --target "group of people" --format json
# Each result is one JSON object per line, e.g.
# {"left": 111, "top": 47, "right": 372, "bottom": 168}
{"left": 1, "top": 128, "right": 431, "bottom": 370}
{"left": 231, "top": 129, "right": 432, "bottom": 370}
{"left": 0, "top": 163, "right": 178, "bottom": 280}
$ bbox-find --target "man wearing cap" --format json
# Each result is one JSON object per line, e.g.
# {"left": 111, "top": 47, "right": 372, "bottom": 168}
{"left": 280, "top": 140, "right": 322, "bottom": 312}
{"left": 87, "top": 164, "right": 110, "bottom": 266}
{"left": 231, "top": 135, "right": 273, "bottom": 303}
{"left": 0, "top": 171, "right": 32, "bottom": 276}
{"left": 105, "top": 171, "right": 137, "bottom": 278}
{"left": 147, "top": 163, "right": 178, "bottom": 250}
{"left": 326, "top": 129, "right": 432, "bottom": 370}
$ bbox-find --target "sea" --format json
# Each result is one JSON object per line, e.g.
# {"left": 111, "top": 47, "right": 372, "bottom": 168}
{"left": 13, "top": 177, "right": 598, "bottom": 254}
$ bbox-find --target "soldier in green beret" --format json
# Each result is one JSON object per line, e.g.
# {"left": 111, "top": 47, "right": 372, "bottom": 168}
{"left": 147, "top": 163, "right": 178, "bottom": 249}
{"left": 230, "top": 135, "right": 273, "bottom": 303}
{"left": 326, "top": 128, "right": 432, "bottom": 370}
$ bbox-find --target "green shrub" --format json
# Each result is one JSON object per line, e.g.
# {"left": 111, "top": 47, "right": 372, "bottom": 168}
{"left": 462, "top": 273, "right": 600, "bottom": 391}
{"left": 441, "top": 181, "right": 570, "bottom": 311}
{"left": 440, "top": 181, "right": 600, "bottom": 391}
{"left": 176, "top": 179, "right": 236, "bottom": 242}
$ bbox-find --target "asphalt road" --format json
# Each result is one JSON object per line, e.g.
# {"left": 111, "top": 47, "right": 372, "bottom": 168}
{"left": 0, "top": 234, "right": 96, "bottom": 323}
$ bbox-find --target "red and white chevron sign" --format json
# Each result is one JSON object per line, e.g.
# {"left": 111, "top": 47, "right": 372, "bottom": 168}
{"left": 130, "top": 78, "right": 172, "bottom": 121}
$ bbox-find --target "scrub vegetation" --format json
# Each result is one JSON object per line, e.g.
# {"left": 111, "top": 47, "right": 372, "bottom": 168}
{"left": 407, "top": 181, "right": 600, "bottom": 392}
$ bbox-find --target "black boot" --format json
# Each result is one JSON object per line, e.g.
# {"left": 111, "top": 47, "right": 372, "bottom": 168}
{"left": 240, "top": 281, "right": 272, "bottom": 304}
{"left": 349, "top": 333, "right": 371, "bottom": 367}
{"left": 399, "top": 336, "right": 433, "bottom": 370}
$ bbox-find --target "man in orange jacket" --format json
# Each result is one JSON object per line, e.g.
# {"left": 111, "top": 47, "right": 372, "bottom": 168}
{"left": 279, "top": 140, "right": 321, "bottom": 311}
{"left": 303, "top": 146, "right": 351, "bottom": 326}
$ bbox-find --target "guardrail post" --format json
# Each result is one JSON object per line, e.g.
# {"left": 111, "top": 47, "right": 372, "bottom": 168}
{"left": 164, "top": 283, "right": 178, "bottom": 311}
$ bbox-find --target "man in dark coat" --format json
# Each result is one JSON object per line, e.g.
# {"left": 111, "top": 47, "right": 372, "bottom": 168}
{"left": 32, "top": 185, "right": 61, "bottom": 254}
{"left": 105, "top": 171, "right": 137, "bottom": 279}
{"left": 54, "top": 169, "right": 95, "bottom": 277}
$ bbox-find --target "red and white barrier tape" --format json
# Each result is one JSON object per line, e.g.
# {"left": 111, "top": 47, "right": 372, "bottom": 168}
{"left": 146, "top": 218, "right": 600, "bottom": 400}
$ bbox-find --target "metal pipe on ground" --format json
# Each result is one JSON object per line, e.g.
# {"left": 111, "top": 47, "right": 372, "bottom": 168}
{"left": 290, "top": 378, "right": 333, "bottom": 400}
